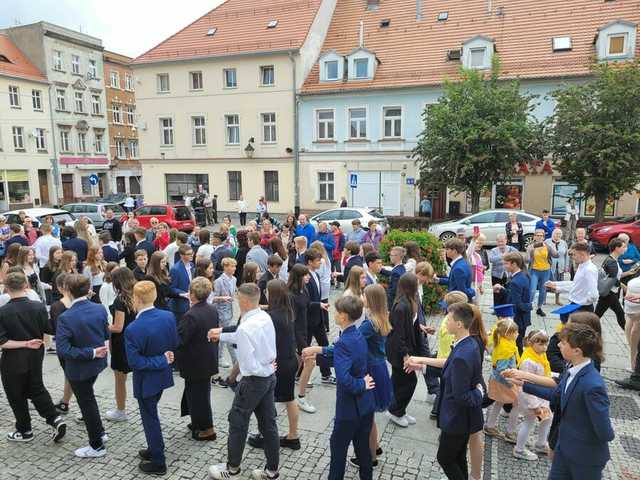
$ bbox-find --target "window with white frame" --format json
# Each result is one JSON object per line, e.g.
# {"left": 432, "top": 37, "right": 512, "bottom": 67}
{"left": 228, "top": 171, "right": 242, "bottom": 200}
{"left": 35, "top": 128, "right": 46, "bottom": 150}
{"left": 354, "top": 58, "right": 369, "bottom": 79}
{"left": 94, "top": 132, "right": 104, "bottom": 153}
{"left": 349, "top": 108, "right": 367, "bottom": 138}
{"left": 383, "top": 107, "right": 402, "bottom": 138}
{"left": 318, "top": 172, "right": 335, "bottom": 201}
{"left": 157, "top": 73, "right": 170, "bottom": 92}
{"left": 12, "top": 127, "right": 24, "bottom": 150}
{"left": 32, "top": 90, "right": 42, "bottom": 111}
{"left": 126, "top": 105, "right": 135, "bottom": 125}
{"left": 125, "top": 74, "right": 134, "bottom": 91}
{"left": 325, "top": 60, "right": 338, "bottom": 80}
{"left": 81, "top": 176, "right": 92, "bottom": 195}
{"left": 60, "top": 130, "right": 71, "bottom": 152}
{"left": 160, "top": 117, "right": 174, "bottom": 146}
{"left": 110, "top": 71, "right": 120, "bottom": 89}
{"left": 71, "top": 54, "right": 80, "bottom": 74}
{"left": 91, "top": 94, "right": 101, "bottom": 115}
{"left": 608, "top": 33, "right": 628, "bottom": 56}
{"left": 74, "top": 91, "right": 84, "bottom": 113}
{"left": 223, "top": 68, "right": 237, "bottom": 88}
{"left": 115, "top": 139, "right": 126, "bottom": 158}
{"left": 260, "top": 66, "right": 274, "bottom": 86}
{"left": 8, "top": 85, "right": 20, "bottom": 107}
{"left": 316, "top": 109, "right": 335, "bottom": 140}
{"left": 77, "top": 131, "right": 87, "bottom": 152}
{"left": 112, "top": 103, "right": 122, "bottom": 123}
{"left": 190, "top": 71, "right": 203, "bottom": 90}
{"left": 264, "top": 171, "right": 279, "bottom": 202}
{"left": 53, "top": 50, "right": 63, "bottom": 71}
{"left": 225, "top": 114, "right": 240, "bottom": 145}
{"left": 262, "top": 113, "right": 276, "bottom": 143}
{"left": 129, "top": 140, "right": 139, "bottom": 158}
{"left": 470, "top": 48, "right": 487, "bottom": 68}
{"left": 56, "top": 89, "right": 66, "bottom": 111}
{"left": 192, "top": 116, "right": 206, "bottom": 145}
{"left": 88, "top": 60, "right": 97, "bottom": 79}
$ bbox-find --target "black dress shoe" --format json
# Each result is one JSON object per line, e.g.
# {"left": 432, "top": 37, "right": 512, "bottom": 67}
{"left": 192, "top": 428, "right": 217, "bottom": 441}
{"left": 536, "top": 308, "right": 546, "bottom": 317}
{"left": 615, "top": 377, "right": 640, "bottom": 391}
{"left": 139, "top": 449, "right": 152, "bottom": 461}
{"left": 279, "top": 435, "right": 301, "bottom": 450}
{"left": 248, "top": 433, "right": 264, "bottom": 449}
{"left": 138, "top": 461, "right": 166, "bottom": 475}
{"left": 376, "top": 447, "right": 383, "bottom": 456}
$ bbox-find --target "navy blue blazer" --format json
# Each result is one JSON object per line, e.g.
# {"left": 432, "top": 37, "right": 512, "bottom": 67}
{"left": 62, "top": 237, "right": 88, "bottom": 268}
{"left": 211, "top": 245, "right": 233, "bottom": 276}
{"left": 436, "top": 335, "right": 484, "bottom": 435}
{"left": 524, "top": 361, "right": 614, "bottom": 467}
{"left": 338, "top": 255, "right": 364, "bottom": 283}
{"left": 56, "top": 299, "right": 110, "bottom": 382}
{"left": 380, "top": 264, "right": 406, "bottom": 307}
{"left": 102, "top": 245, "right": 119, "bottom": 263}
{"left": 305, "top": 271, "right": 324, "bottom": 328}
{"left": 125, "top": 308, "right": 179, "bottom": 399}
{"left": 333, "top": 324, "right": 375, "bottom": 421}
{"left": 169, "top": 261, "right": 194, "bottom": 314}
{"left": 136, "top": 239, "right": 155, "bottom": 259}
{"left": 438, "top": 257, "right": 475, "bottom": 301}
{"left": 503, "top": 270, "right": 532, "bottom": 330}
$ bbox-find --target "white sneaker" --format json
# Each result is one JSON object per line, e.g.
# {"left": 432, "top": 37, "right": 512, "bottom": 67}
{"left": 75, "top": 414, "right": 84, "bottom": 423}
{"left": 386, "top": 412, "right": 409, "bottom": 427}
{"left": 404, "top": 414, "right": 417, "bottom": 425}
{"left": 209, "top": 463, "right": 241, "bottom": 479}
{"left": 513, "top": 447, "right": 538, "bottom": 461}
{"left": 251, "top": 469, "right": 279, "bottom": 479}
{"left": 425, "top": 393, "right": 437, "bottom": 404}
{"left": 296, "top": 396, "right": 317, "bottom": 414}
{"left": 105, "top": 409, "right": 128, "bottom": 422}
{"left": 74, "top": 445, "right": 107, "bottom": 458}
{"left": 219, "top": 360, "right": 231, "bottom": 369}
{"left": 102, "top": 433, "right": 109, "bottom": 444}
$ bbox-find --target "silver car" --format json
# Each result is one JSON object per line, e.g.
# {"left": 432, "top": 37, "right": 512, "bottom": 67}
{"left": 428, "top": 209, "right": 541, "bottom": 246}
{"left": 64, "top": 203, "right": 126, "bottom": 229}
{"left": 310, "top": 207, "right": 387, "bottom": 234}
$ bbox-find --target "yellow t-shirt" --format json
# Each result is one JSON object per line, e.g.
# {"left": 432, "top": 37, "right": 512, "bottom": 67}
{"left": 532, "top": 246, "right": 550, "bottom": 271}
{"left": 437, "top": 315, "right": 455, "bottom": 359}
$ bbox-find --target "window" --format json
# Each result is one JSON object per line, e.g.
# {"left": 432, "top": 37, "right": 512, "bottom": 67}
{"left": 53, "top": 50, "right": 63, "bottom": 71}
{"left": 110, "top": 71, "right": 120, "bottom": 88}
{"left": 112, "top": 103, "right": 122, "bottom": 123}
{"left": 260, "top": 66, "right": 274, "bottom": 86}
{"left": 71, "top": 54, "right": 80, "bottom": 74}
{"left": 470, "top": 47, "right": 486, "bottom": 68}
{"left": 160, "top": 118, "right": 174, "bottom": 146}
{"left": 125, "top": 74, "right": 134, "bottom": 91}
{"left": 349, "top": 108, "right": 367, "bottom": 138}
{"left": 223, "top": 68, "right": 237, "bottom": 88}
{"left": 318, "top": 172, "right": 335, "bottom": 201}
{"left": 608, "top": 33, "right": 627, "bottom": 56}
{"left": 91, "top": 94, "right": 101, "bottom": 115}
{"left": 60, "top": 130, "right": 71, "bottom": 152}
{"left": 190, "top": 71, "right": 203, "bottom": 90}
{"left": 74, "top": 92, "right": 84, "bottom": 113}
{"left": 228, "top": 171, "right": 242, "bottom": 200}
{"left": 88, "top": 60, "right": 97, "bottom": 79}
{"left": 115, "top": 139, "right": 126, "bottom": 158}
{"left": 157, "top": 73, "right": 170, "bottom": 92}
{"left": 262, "top": 113, "right": 276, "bottom": 143}
{"left": 126, "top": 105, "right": 135, "bottom": 125}
{"left": 77, "top": 132, "right": 87, "bottom": 152}
{"left": 325, "top": 60, "right": 338, "bottom": 80}
{"left": 225, "top": 114, "right": 240, "bottom": 145}
{"left": 552, "top": 183, "right": 581, "bottom": 216}
{"left": 32, "top": 90, "right": 42, "bottom": 111}
{"left": 264, "top": 171, "right": 279, "bottom": 202}
{"left": 354, "top": 58, "right": 368, "bottom": 79}
{"left": 81, "top": 176, "right": 92, "bottom": 195}
{"left": 129, "top": 140, "right": 139, "bottom": 158}
{"left": 192, "top": 116, "right": 206, "bottom": 145}
{"left": 94, "top": 132, "right": 104, "bottom": 153}
{"left": 12, "top": 127, "right": 24, "bottom": 150}
{"left": 56, "top": 89, "right": 66, "bottom": 111}
{"left": 35, "top": 128, "right": 46, "bottom": 150}
{"left": 8, "top": 86, "right": 20, "bottom": 107}
{"left": 383, "top": 107, "right": 402, "bottom": 138}
{"left": 468, "top": 212, "right": 497, "bottom": 224}
{"left": 316, "top": 109, "right": 335, "bottom": 140}
{"left": 129, "top": 176, "right": 141, "bottom": 195}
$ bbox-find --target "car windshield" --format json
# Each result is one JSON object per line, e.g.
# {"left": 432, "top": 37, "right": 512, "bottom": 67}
{"left": 367, "top": 209, "right": 384, "bottom": 219}
{"left": 37, "top": 212, "right": 75, "bottom": 224}
{"left": 174, "top": 207, "right": 191, "bottom": 221}
{"left": 104, "top": 204, "right": 125, "bottom": 214}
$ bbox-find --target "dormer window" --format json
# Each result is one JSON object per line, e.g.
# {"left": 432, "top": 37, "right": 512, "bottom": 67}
{"left": 354, "top": 58, "right": 369, "bottom": 79}
{"left": 470, "top": 48, "right": 486, "bottom": 68}
{"left": 608, "top": 33, "right": 627, "bottom": 56}
{"left": 596, "top": 20, "right": 637, "bottom": 61}
{"left": 462, "top": 35, "right": 495, "bottom": 70}
{"left": 325, "top": 61, "right": 338, "bottom": 81}
{"left": 346, "top": 48, "right": 377, "bottom": 80}
{"left": 319, "top": 51, "right": 344, "bottom": 82}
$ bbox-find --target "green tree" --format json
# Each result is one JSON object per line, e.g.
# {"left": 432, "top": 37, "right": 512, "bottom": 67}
{"left": 548, "top": 61, "right": 640, "bottom": 223}
{"left": 414, "top": 58, "right": 545, "bottom": 213}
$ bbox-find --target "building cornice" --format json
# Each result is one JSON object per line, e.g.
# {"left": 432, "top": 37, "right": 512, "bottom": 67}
{"left": 132, "top": 49, "right": 299, "bottom": 68}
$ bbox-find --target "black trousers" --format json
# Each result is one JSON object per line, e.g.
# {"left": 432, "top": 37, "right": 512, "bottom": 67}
{"left": 239, "top": 212, "right": 247, "bottom": 226}
{"left": 307, "top": 321, "right": 331, "bottom": 377}
{"left": 437, "top": 431, "right": 470, "bottom": 480}
{"left": 388, "top": 365, "right": 417, "bottom": 418}
{"left": 1, "top": 367, "right": 58, "bottom": 433}
{"left": 595, "top": 291, "right": 626, "bottom": 330}
{"left": 181, "top": 378, "right": 213, "bottom": 432}
{"left": 329, "top": 412, "right": 373, "bottom": 480}
{"left": 70, "top": 376, "right": 104, "bottom": 450}
{"left": 491, "top": 276, "right": 507, "bottom": 306}
{"left": 417, "top": 333, "right": 440, "bottom": 395}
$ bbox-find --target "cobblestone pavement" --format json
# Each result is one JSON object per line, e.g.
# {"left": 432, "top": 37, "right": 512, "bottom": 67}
{"left": 2, "top": 257, "right": 640, "bottom": 479}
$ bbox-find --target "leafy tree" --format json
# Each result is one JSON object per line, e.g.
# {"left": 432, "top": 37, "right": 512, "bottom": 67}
{"left": 548, "top": 61, "right": 640, "bottom": 222}
{"left": 414, "top": 58, "right": 545, "bottom": 213}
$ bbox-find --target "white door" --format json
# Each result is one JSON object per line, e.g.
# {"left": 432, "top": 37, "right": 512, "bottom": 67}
{"left": 381, "top": 171, "right": 401, "bottom": 216}
{"left": 350, "top": 171, "right": 401, "bottom": 216}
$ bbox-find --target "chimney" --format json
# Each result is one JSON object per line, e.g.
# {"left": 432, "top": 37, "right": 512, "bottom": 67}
{"left": 359, "top": 20, "right": 365, "bottom": 48}
{"left": 416, "top": 0, "right": 422, "bottom": 20}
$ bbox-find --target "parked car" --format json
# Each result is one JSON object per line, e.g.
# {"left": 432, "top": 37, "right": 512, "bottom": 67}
{"left": 310, "top": 207, "right": 387, "bottom": 235}
{"left": 64, "top": 202, "right": 126, "bottom": 229}
{"left": 588, "top": 218, "right": 640, "bottom": 251}
{"left": 1, "top": 208, "right": 79, "bottom": 229}
{"left": 428, "top": 209, "right": 541, "bottom": 247}
{"left": 126, "top": 204, "right": 195, "bottom": 232}
{"left": 587, "top": 214, "right": 640, "bottom": 237}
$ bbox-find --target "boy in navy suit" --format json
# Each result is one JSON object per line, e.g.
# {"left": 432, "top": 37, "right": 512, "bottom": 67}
{"left": 379, "top": 246, "right": 407, "bottom": 306}
{"left": 438, "top": 239, "right": 476, "bottom": 302}
{"left": 169, "top": 244, "right": 195, "bottom": 323}
{"left": 125, "top": 281, "right": 179, "bottom": 475}
{"left": 327, "top": 295, "right": 375, "bottom": 480}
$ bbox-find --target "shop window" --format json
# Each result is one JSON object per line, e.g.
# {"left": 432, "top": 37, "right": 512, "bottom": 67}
{"left": 551, "top": 183, "right": 581, "bottom": 216}
{"left": 6, "top": 170, "right": 30, "bottom": 204}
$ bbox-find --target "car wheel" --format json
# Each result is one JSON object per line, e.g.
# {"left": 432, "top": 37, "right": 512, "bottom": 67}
{"left": 523, "top": 234, "right": 534, "bottom": 248}
{"left": 439, "top": 231, "right": 457, "bottom": 242}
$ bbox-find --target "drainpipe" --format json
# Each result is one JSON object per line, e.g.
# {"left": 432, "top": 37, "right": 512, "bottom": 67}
{"left": 289, "top": 51, "right": 300, "bottom": 217}
{"left": 46, "top": 83, "right": 61, "bottom": 206}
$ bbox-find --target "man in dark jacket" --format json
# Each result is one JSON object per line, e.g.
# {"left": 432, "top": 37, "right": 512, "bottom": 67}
{"left": 133, "top": 227, "right": 155, "bottom": 259}
{"left": 61, "top": 226, "right": 88, "bottom": 270}
{"left": 210, "top": 232, "right": 232, "bottom": 278}
{"left": 258, "top": 255, "right": 283, "bottom": 305}
{"left": 101, "top": 209, "right": 122, "bottom": 242}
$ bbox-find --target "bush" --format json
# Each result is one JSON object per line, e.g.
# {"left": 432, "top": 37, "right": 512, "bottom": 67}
{"left": 386, "top": 216, "right": 432, "bottom": 231}
{"left": 379, "top": 229, "right": 447, "bottom": 313}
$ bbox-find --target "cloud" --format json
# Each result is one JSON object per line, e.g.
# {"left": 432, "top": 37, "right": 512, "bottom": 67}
{"left": 0, "top": 0, "right": 225, "bottom": 57}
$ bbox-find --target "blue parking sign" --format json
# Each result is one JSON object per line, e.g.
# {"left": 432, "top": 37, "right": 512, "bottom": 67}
{"left": 349, "top": 173, "right": 358, "bottom": 189}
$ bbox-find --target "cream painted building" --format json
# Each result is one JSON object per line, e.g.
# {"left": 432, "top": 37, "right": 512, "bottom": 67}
{"left": 133, "top": 0, "right": 336, "bottom": 214}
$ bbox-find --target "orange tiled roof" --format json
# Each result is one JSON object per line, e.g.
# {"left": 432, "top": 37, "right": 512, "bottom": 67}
{"left": 133, "top": 0, "right": 323, "bottom": 64}
{"left": 301, "top": 0, "right": 640, "bottom": 94}
{"left": 0, "top": 34, "right": 47, "bottom": 82}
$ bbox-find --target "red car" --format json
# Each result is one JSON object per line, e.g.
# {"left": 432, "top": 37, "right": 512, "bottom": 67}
{"left": 588, "top": 215, "right": 640, "bottom": 250}
{"left": 123, "top": 204, "right": 196, "bottom": 232}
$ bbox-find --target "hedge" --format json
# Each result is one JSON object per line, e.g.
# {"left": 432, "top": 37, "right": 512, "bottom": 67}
{"left": 386, "top": 216, "right": 432, "bottom": 231}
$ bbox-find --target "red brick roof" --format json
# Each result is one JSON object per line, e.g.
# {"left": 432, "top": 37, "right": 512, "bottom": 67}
{"left": 0, "top": 34, "right": 47, "bottom": 82}
{"left": 133, "top": 0, "right": 323, "bottom": 64}
{"left": 302, "top": 0, "right": 640, "bottom": 94}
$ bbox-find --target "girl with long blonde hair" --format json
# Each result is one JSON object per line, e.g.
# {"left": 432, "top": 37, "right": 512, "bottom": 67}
{"left": 83, "top": 245, "right": 107, "bottom": 302}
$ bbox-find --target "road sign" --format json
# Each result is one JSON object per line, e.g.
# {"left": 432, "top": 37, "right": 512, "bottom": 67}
{"left": 89, "top": 174, "right": 99, "bottom": 186}
{"left": 406, "top": 177, "right": 416, "bottom": 185}
{"left": 349, "top": 173, "right": 358, "bottom": 189}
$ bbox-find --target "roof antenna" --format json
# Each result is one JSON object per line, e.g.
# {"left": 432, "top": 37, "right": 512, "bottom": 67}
{"left": 359, "top": 20, "right": 364, "bottom": 48}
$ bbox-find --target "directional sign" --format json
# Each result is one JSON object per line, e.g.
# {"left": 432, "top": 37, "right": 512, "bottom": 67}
{"left": 349, "top": 173, "right": 358, "bottom": 189}
{"left": 88, "top": 174, "right": 99, "bottom": 186}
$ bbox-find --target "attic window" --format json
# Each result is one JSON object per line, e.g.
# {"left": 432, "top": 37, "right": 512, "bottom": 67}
{"left": 206, "top": 28, "right": 217, "bottom": 36}
{"left": 367, "top": 0, "right": 380, "bottom": 11}
{"left": 0, "top": 54, "right": 11, "bottom": 63}
{"left": 437, "top": 12, "right": 449, "bottom": 21}
{"left": 552, "top": 36, "right": 572, "bottom": 52}
{"left": 267, "top": 20, "right": 278, "bottom": 29}
{"left": 380, "top": 19, "right": 391, "bottom": 28}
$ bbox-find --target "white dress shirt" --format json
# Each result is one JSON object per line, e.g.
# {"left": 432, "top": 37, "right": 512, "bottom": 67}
{"left": 163, "top": 241, "right": 180, "bottom": 268}
{"left": 33, "top": 234, "right": 62, "bottom": 268}
{"left": 220, "top": 308, "right": 276, "bottom": 378}
{"left": 565, "top": 359, "right": 591, "bottom": 392}
{"left": 554, "top": 260, "right": 599, "bottom": 306}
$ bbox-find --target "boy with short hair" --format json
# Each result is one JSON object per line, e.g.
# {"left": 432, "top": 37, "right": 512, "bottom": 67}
{"left": 379, "top": 246, "right": 407, "bottom": 306}
{"left": 259, "top": 255, "right": 283, "bottom": 305}
{"left": 213, "top": 258, "right": 238, "bottom": 375}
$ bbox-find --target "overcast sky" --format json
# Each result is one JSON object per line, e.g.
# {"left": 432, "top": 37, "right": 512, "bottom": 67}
{"left": 0, "top": 0, "right": 226, "bottom": 58}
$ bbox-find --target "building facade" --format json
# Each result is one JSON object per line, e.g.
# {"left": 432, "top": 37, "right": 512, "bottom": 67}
{"left": 0, "top": 34, "right": 53, "bottom": 210}
{"left": 103, "top": 50, "right": 140, "bottom": 196}
{"left": 133, "top": 0, "right": 336, "bottom": 214}
{"left": 2, "top": 22, "right": 110, "bottom": 203}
